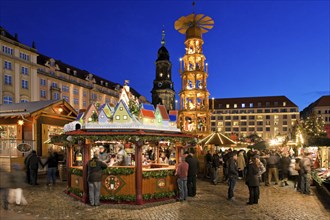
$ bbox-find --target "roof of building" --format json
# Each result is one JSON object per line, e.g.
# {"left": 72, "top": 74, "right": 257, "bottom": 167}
{"left": 0, "top": 99, "right": 75, "bottom": 117}
{"left": 0, "top": 26, "right": 19, "bottom": 42}
{"left": 140, "top": 109, "right": 155, "bottom": 119}
{"left": 210, "top": 96, "right": 298, "bottom": 109}
{"left": 157, "top": 105, "right": 170, "bottom": 120}
{"left": 141, "top": 103, "right": 155, "bottom": 111}
{"left": 311, "top": 95, "right": 330, "bottom": 107}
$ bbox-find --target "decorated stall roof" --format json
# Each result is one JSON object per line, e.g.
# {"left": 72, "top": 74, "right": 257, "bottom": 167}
{"left": 64, "top": 82, "right": 180, "bottom": 133}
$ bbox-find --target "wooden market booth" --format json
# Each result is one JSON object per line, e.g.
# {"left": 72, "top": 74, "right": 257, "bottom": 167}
{"left": 59, "top": 129, "right": 194, "bottom": 205}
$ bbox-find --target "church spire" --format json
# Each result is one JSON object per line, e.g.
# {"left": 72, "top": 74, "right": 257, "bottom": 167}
{"left": 161, "top": 26, "right": 165, "bottom": 46}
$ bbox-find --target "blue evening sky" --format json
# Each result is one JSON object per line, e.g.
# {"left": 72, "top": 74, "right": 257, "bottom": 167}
{"left": 0, "top": 0, "right": 329, "bottom": 110}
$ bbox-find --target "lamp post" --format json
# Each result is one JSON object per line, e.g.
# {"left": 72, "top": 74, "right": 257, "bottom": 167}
{"left": 175, "top": 100, "right": 178, "bottom": 110}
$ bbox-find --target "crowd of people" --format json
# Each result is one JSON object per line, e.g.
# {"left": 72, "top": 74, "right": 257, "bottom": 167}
{"left": 201, "top": 148, "right": 315, "bottom": 205}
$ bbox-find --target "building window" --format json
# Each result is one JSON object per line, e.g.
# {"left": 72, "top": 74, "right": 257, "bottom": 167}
{"left": 257, "top": 121, "right": 263, "bottom": 126}
{"left": 226, "top": 104, "right": 230, "bottom": 108}
{"left": 249, "top": 103, "right": 253, "bottom": 108}
{"left": 21, "top": 67, "right": 29, "bottom": 75}
{"left": 248, "top": 110, "right": 254, "bottom": 113}
{"left": 266, "top": 102, "right": 270, "bottom": 107}
{"left": 4, "top": 61, "right": 12, "bottom": 70}
{"left": 290, "top": 108, "right": 297, "bottom": 112}
{"left": 283, "top": 115, "right": 287, "bottom": 119}
{"left": 115, "top": 115, "right": 120, "bottom": 120}
{"left": 217, "top": 116, "right": 223, "bottom": 120}
{"left": 4, "top": 75, "right": 12, "bottom": 85}
{"left": 283, "top": 102, "right": 286, "bottom": 107}
{"left": 225, "top": 122, "right": 231, "bottom": 126}
{"left": 283, "top": 127, "right": 288, "bottom": 132}
{"left": 280, "top": 109, "right": 287, "bottom": 113}
{"left": 91, "top": 93, "right": 97, "bottom": 100}
{"left": 218, "top": 121, "right": 223, "bottom": 126}
{"left": 225, "top": 128, "right": 231, "bottom": 132}
{"left": 241, "top": 122, "right": 247, "bottom": 126}
{"left": 266, "top": 127, "right": 270, "bottom": 132}
{"left": 211, "top": 116, "right": 216, "bottom": 120}
{"left": 3, "top": 96, "right": 13, "bottom": 104}
{"left": 249, "top": 121, "right": 255, "bottom": 125}
{"left": 257, "top": 102, "right": 261, "bottom": 107}
{"left": 241, "top": 127, "right": 247, "bottom": 131}
{"left": 265, "top": 109, "right": 270, "bottom": 113}
{"left": 63, "top": 95, "right": 69, "bottom": 102}
{"left": 62, "top": 85, "right": 69, "bottom": 93}
{"left": 291, "top": 115, "right": 297, "bottom": 119}
{"left": 2, "top": 46, "right": 13, "bottom": 55}
{"left": 241, "top": 116, "right": 247, "bottom": 120}
{"left": 73, "top": 88, "right": 79, "bottom": 95}
{"left": 225, "top": 116, "right": 231, "bottom": 120}
{"left": 249, "top": 116, "right": 255, "bottom": 120}
{"left": 233, "top": 116, "right": 239, "bottom": 120}
{"left": 257, "top": 127, "right": 263, "bottom": 131}
{"left": 51, "top": 82, "right": 58, "bottom": 88}
{"left": 266, "top": 121, "right": 271, "bottom": 125}
{"left": 257, "top": 109, "right": 263, "bottom": 113}
{"left": 20, "top": 99, "right": 28, "bottom": 103}
{"left": 249, "top": 127, "right": 255, "bottom": 132}
{"left": 21, "top": 80, "right": 28, "bottom": 89}
{"left": 83, "top": 101, "right": 87, "bottom": 107}
{"left": 233, "top": 121, "right": 239, "bottom": 126}
{"left": 266, "top": 115, "right": 270, "bottom": 120}
{"left": 233, "top": 127, "right": 239, "bottom": 132}
{"left": 283, "top": 121, "right": 288, "bottom": 125}
{"left": 211, "top": 122, "right": 216, "bottom": 127}
{"left": 83, "top": 91, "right": 87, "bottom": 97}
{"left": 54, "top": 92, "right": 59, "bottom": 100}
{"left": 40, "top": 79, "right": 46, "bottom": 86}
{"left": 274, "top": 102, "right": 278, "bottom": 107}
{"left": 40, "top": 90, "right": 46, "bottom": 98}
{"left": 74, "top": 98, "right": 79, "bottom": 105}
{"left": 242, "top": 103, "right": 245, "bottom": 108}
{"left": 272, "top": 109, "right": 279, "bottom": 113}
{"left": 234, "top": 104, "right": 237, "bottom": 108}
{"left": 19, "top": 52, "right": 30, "bottom": 61}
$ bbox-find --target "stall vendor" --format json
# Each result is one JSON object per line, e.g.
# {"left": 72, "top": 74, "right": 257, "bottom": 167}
{"left": 159, "top": 152, "right": 169, "bottom": 164}
{"left": 98, "top": 146, "right": 110, "bottom": 163}
{"left": 114, "top": 144, "right": 128, "bottom": 166}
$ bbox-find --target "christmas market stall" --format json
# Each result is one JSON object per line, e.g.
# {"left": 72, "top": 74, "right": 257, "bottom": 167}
{"left": 53, "top": 85, "right": 195, "bottom": 205}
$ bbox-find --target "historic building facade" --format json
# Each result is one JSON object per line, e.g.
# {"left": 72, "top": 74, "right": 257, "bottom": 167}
{"left": 301, "top": 95, "right": 330, "bottom": 138}
{"left": 210, "top": 96, "right": 300, "bottom": 141}
{"left": 151, "top": 29, "right": 175, "bottom": 111}
{"left": 0, "top": 27, "right": 143, "bottom": 110}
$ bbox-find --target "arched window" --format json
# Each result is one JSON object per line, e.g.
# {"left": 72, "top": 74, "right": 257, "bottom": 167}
{"left": 4, "top": 96, "right": 13, "bottom": 104}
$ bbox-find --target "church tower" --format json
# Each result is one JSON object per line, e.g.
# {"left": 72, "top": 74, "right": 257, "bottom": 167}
{"left": 174, "top": 12, "right": 214, "bottom": 137}
{"left": 151, "top": 29, "right": 175, "bottom": 111}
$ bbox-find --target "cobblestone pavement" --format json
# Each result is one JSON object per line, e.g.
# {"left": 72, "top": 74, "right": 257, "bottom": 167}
{"left": 1, "top": 175, "right": 329, "bottom": 220}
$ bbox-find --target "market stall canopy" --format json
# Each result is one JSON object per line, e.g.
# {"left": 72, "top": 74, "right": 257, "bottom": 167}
{"left": 248, "top": 141, "right": 269, "bottom": 150}
{"left": 198, "top": 132, "right": 236, "bottom": 146}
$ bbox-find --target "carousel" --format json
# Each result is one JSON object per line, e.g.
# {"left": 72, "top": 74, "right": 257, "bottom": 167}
{"left": 52, "top": 84, "right": 195, "bottom": 205}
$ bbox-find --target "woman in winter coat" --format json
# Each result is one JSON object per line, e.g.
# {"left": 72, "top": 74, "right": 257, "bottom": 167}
{"left": 246, "top": 155, "right": 265, "bottom": 205}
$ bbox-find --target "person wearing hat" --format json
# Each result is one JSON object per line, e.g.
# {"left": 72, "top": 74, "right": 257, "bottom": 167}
{"left": 87, "top": 152, "right": 107, "bottom": 206}
{"left": 227, "top": 151, "right": 238, "bottom": 201}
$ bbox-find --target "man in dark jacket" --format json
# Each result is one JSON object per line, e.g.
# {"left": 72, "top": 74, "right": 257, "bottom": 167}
{"left": 43, "top": 152, "right": 59, "bottom": 186}
{"left": 212, "top": 151, "right": 220, "bottom": 185}
{"left": 87, "top": 153, "right": 107, "bottom": 206}
{"left": 280, "top": 152, "right": 291, "bottom": 187}
{"left": 185, "top": 150, "right": 199, "bottom": 197}
{"left": 28, "top": 150, "right": 42, "bottom": 185}
{"left": 205, "top": 151, "right": 212, "bottom": 178}
{"left": 227, "top": 151, "right": 238, "bottom": 200}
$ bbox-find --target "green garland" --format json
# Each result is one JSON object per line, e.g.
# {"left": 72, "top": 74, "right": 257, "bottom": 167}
{"left": 101, "top": 191, "right": 175, "bottom": 202}
{"left": 50, "top": 134, "right": 196, "bottom": 145}
{"left": 143, "top": 191, "right": 176, "bottom": 200}
{"left": 104, "top": 167, "right": 134, "bottom": 175}
{"left": 101, "top": 194, "right": 136, "bottom": 202}
{"left": 70, "top": 168, "right": 83, "bottom": 176}
{"left": 142, "top": 169, "right": 175, "bottom": 179}
{"left": 68, "top": 187, "right": 83, "bottom": 197}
